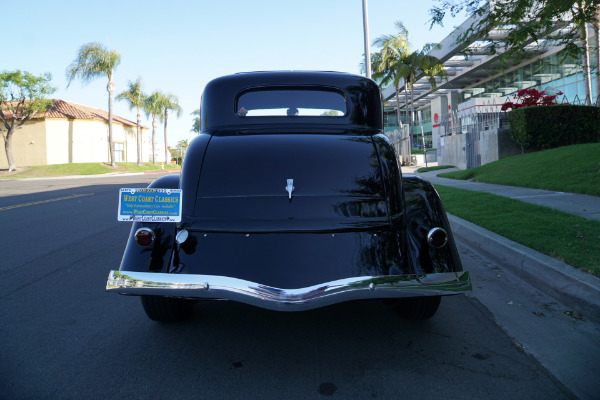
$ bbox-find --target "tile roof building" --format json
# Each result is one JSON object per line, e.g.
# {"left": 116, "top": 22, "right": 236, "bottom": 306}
{"left": 42, "top": 100, "right": 141, "bottom": 128}
{"left": 1, "top": 99, "right": 153, "bottom": 169}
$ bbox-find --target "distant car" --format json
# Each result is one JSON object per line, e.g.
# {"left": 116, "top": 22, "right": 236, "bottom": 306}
{"left": 107, "top": 71, "right": 471, "bottom": 321}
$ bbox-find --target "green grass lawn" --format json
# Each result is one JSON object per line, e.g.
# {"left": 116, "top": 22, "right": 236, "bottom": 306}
{"left": 436, "top": 185, "right": 600, "bottom": 276}
{"left": 438, "top": 143, "right": 600, "bottom": 196}
{"left": 415, "top": 165, "right": 454, "bottom": 173}
{"left": 0, "top": 162, "right": 180, "bottom": 179}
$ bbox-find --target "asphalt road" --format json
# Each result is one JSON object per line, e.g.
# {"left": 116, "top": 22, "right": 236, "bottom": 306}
{"left": 0, "top": 174, "right": 596, "bottom": 399}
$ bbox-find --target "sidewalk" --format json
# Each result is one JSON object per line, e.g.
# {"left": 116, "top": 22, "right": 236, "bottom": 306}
{"left": 0, "top": 169, "right": 181, "bottom": 181}
{"left": 401, "top": 164, "right": 600, "bottom": 324}
{"left": 411, "top": 166, "right": 600, "bottom": 221}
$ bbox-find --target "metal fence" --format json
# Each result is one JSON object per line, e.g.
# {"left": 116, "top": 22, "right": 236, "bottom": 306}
{"left": 440, "top": 94, "right": 600, "bottom": 139}
{"left": 385, "top": 94, "right": 599, "bottom": 167}
{"left": 561, "top": 94, "right": 600, "bottom": 106}
{"left": 384, "top": 125, "right": 411, "bottom": 165}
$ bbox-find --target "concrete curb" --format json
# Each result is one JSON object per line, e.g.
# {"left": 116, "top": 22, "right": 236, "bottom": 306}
{"left": 448, "top": 214, "right": 600, "bottom": 324}
{"left": 144, "top": 169, "right": 180, "bottom": 174}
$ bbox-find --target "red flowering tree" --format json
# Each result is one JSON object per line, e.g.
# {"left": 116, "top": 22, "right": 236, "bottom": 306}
{"left": 501, "top": 88, "right": 563, "bottom": 111}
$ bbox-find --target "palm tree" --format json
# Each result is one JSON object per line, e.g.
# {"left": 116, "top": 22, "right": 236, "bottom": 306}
{"left": 158, "top": 94, "right": 182, "bottom": 164}
{"left": 191, "top": 108, "right": 200, "bottom": 134}
{"left": 116, "top": 78, "right": 145, "bottom": 165}
{"left": 371, "top": 22, "right": 412, "bottom": 163}
{"left": 144, "top": 91, "right": 163, "bottom": 164}
{"left": 371, "top": 23, "right": 411, "bottom": 131}
{"left": 176, "top": 139, "right": 189, "bottom": 164}
{"left": 66, "top": 42, "right": 121, "bottom": 166}
{"left": 405, "top": 44, "right": 447, "bottom": 137}
{"left": 372, "top": 22, "right": 446, "bottom": 155}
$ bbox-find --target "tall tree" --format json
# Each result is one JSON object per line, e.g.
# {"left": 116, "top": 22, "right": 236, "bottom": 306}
{"left": 158, "top": 93, "right": 182, "bottom": 164}
{"left": 191, "top": 108, "right": 200, "bottom": 134}
{"left": 116, "top": 78, "right": 146, "bottom": 165}
{"left": 0, "top": 70, "right": 55, "bottom": 171}
{"left": 430, "top": 1, "right": 599, "bottom": 58}
{"left": 66, "top": 42, "right": 121, "bottom": 166}
{"left": 429, "top": 1, "right": 600, "bottom": 101}
{"left": 144, "top": 91, "right": 163, "bottom": 164}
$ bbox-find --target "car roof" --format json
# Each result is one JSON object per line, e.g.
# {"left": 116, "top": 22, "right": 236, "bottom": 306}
{"left": 199, "top": 71, "right": 383, "bottom": 132}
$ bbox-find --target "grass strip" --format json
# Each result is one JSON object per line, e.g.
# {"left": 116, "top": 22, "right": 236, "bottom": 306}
{"left": 438, "top": 143, "right": 600, "bottom": 196}
{"left": 416, "top": 165, "right": 454, "bottom": 173}
{"left": 1, "top": 162, "right": 179, "bottom": 179}
{"left": 435, "top": 184, "right": 600, "bottom": 276}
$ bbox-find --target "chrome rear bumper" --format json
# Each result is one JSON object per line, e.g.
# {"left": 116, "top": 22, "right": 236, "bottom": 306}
{"left": 106, "top": 270, "right": 471, "bottom": 311}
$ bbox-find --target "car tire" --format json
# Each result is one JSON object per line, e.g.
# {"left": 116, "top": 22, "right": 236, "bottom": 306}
{"left": 140, "top": 295, "right": 194, "bottom": 322}
{"left": 392, "top": 296, "right": 441, "bottom": 320}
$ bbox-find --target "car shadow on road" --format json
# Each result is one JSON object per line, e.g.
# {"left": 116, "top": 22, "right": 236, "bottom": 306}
{"left": 108, "top": 296, "right": 569, "bottom": 399}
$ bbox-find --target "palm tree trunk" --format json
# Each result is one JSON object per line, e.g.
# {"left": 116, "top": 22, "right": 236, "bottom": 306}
{"left": 164, "top": 110, "right": 169, "bottom": 165}
{"left": 107, "top": 80, "right": 115, "bottom": 166}
{"left": 394, "top": 85, "right": 404, "bottom": 164}
{"left": 136, "top": 106, "right": 142, "bottom": 166}
{"left": 404, "top": 81, "right": 410, "bottom": 165}
{"left": 152, "top": 115, "right": 156, "bottom": 164}
{"left": 394, "top": 86, "right": 403, "bottom": 129}
{"left": 410, "top": 73, "right": 415, "bottom": 151}
{"left": 404, "top": 82, "right": 409, "bottom": 129}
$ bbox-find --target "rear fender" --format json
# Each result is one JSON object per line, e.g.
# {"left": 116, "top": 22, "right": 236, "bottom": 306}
{"left": 118, "top": 174, "right": 180, "bottom": 273}
{"left": 402, "top": 175, "right": 463, "bottom": 274}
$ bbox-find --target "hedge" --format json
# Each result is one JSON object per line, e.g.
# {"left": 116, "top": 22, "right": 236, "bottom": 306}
{"left": 507, "top": 105, "right": 600, "bottom": 151}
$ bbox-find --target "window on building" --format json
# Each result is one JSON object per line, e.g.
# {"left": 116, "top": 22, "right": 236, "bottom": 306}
{"left": 114, "top": 142, "right": 125, "bottom": 162}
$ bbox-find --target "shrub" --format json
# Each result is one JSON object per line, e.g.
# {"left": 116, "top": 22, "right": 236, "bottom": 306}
{"left": 508, "top": 105, "right": 600, "bottom": 151}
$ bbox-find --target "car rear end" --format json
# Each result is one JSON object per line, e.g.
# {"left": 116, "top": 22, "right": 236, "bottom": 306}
{"left": 106, "top": 71, "right": 470, "bottom": 319}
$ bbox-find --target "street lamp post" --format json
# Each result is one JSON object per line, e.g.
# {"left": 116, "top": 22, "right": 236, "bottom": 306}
{"left": 362, "top": 0, "right": 371, "bottom": 78}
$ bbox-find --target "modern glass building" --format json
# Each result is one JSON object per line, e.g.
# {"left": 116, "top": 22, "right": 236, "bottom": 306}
{"left": 380, "top": 12, "right": 599, "bottom": 153}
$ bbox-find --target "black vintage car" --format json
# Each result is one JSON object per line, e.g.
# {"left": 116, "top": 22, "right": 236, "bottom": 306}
{"left": 107, "top": 71, "right": 470, "bottom": 321}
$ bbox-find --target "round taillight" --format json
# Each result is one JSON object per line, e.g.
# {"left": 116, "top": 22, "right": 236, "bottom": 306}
{"left": 134, "top": 227, "right": 155, "bottom": 247}
{"left": 427, "top": 227, "right": 448, "bottom": 248}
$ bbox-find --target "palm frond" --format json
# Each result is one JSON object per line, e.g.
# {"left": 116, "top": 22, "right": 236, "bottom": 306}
{"left": 161, "top": 93, "right": 182, "bottom": 118}
{"left": 66, "top": 42, "right": 121, "bottom": 87}
{"left": 116, "top": 78, "right": 145, "bottom": 109}
{"left": 144, "top": 91, "right": 165, "bottom": 120}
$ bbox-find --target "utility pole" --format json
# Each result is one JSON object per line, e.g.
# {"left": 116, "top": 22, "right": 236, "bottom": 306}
{"left": 362, "top": 0, "right": 371, "bottom": 78}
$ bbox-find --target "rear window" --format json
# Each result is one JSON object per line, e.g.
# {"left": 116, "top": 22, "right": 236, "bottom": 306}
{"left": 236, "top": 88, "right": 346, "bottom": 117}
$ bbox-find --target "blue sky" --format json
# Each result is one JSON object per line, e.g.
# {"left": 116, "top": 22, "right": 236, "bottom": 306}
{"left": 4, "top": 0, "right": 466, "bottom": 146}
